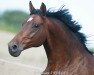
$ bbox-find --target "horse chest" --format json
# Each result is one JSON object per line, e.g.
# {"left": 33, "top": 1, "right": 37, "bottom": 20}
{"left": 42, "top": 60, "right": 89, "bottom": 75}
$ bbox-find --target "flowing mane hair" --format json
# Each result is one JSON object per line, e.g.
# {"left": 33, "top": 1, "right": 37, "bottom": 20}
{"left": 30, "top": 7, "right": 93, "bottom": 55}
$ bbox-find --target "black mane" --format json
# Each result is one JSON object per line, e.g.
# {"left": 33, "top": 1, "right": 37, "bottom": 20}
{"left": 30, "top": 8, "right": 93, "bottom": 55}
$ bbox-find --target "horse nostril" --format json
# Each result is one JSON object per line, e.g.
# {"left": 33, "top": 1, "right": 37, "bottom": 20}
{"left": 12, "top": 45, "right": 17, "bottom": 50}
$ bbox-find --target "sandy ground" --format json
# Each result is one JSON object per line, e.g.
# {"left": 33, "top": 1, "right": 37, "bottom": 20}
{"left": 0, "top": 31, "right": 47, "bottom": 75}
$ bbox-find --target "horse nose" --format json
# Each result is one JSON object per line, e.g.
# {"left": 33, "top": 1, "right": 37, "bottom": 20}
{"left": 12, "top": 45, "right": 17, "bottom": 50}
{"left": 8, "top": 43, "right": 18, "bottom": 53}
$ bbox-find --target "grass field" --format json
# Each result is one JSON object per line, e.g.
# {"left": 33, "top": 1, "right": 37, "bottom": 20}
{"left": 0, "top": 23, "right": 21, "bottom": 33}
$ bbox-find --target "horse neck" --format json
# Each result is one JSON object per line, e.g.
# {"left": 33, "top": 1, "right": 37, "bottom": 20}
{"left": 43, "top": 18, "right": 88, "bottom": 67}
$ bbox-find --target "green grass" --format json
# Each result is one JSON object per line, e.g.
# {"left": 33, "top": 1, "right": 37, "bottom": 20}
{"left": 0, "top": 23, "right": 21, "bottom": 33}
{"left": 0, "top": 10, "right": 28, "bottom": 33}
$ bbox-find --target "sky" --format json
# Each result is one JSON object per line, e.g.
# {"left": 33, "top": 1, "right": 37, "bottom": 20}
{"left": 0, "top": 0, "right": 94, "bottom": 48}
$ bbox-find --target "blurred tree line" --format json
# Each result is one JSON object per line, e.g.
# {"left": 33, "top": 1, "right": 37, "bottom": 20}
{"left": 0, "top": 10, "right": 28, "bottom": 33}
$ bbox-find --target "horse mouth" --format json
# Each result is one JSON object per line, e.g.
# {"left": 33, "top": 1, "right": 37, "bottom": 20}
{"left": 8, "top": 48, "right": 22, "bottom": 57}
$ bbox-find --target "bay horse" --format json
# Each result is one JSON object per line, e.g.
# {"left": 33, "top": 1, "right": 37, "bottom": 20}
{"left": 8, "top": 1, "right": 94, "bottom": 75}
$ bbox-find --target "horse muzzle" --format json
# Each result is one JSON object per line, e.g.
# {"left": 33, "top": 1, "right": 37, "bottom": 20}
{"left": 8, "top": 42, "right": 22, "bottom": 57}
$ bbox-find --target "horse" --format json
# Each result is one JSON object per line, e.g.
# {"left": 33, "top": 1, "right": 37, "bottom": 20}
{"left": 8, "top": 1, "right": 94, "bottom": 75}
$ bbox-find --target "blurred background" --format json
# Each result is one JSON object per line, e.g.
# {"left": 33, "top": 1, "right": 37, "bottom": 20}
{"left": 0, "top": 0, "right": 94, "bottom": 75}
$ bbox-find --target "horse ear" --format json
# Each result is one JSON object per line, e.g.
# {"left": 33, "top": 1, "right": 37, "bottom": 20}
{"left": 40, "top": 2, "right": 46, "bottom": 16}
{"left": 29, "top": 1, "right": 35, "bottom": 14}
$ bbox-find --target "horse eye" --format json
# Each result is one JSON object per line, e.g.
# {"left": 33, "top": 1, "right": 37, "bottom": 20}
{"left": 33, "top": 24, "right": 39, "bottom": 28}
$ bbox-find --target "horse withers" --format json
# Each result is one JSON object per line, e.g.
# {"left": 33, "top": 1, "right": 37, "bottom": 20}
{"left": 8, "top": 1, "right": 94, "bottom": 75}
